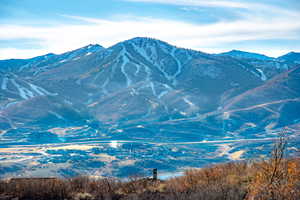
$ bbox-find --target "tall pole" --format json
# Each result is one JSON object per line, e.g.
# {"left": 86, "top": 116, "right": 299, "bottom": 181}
{"left": 153, "top": 168, "right": 157, "bottom": 180}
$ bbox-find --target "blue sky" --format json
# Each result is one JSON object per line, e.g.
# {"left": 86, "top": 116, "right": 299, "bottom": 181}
{"left": 0, "top": 0, "right": 299, "bottom": 59}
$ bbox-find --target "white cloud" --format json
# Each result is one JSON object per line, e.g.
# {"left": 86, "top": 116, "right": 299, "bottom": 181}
{"left": 0, "top": 3, "right": 299, "bottom": 59}
{"left": 0, "top": 48, "right": 50, "bottom": 59}
{"left": 124, "top": 0, "right": 259, "bottom": 8}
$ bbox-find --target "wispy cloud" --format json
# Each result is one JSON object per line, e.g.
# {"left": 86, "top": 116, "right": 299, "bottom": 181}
{"left": 0, "top": 0, "right": 299, "bottom": 59}
{"left": 124, "top": 0, "right": 259, "bottom": 8}
{"left": 0, "top": 48, "right": 49, "bottom": 60}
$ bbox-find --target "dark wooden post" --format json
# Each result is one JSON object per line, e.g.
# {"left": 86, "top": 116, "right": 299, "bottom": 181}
{"left": 153, "top": 168, "right": 157, "bottom": 180}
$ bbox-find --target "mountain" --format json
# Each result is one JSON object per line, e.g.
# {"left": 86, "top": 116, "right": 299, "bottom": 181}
{"left": 0, "top": 37, "right": 299, "bottom": 178}
{"left": 0, "top": 38, "right": 263, "bottom": 128}
{"left": 277, "top": 52, "right": 300, "bottom": 63}
{"left": 218, "top": 50, "right": 274, "bottom": 60}
{"left": 0, "top": 44, "right": 104, "bottom": 74}
{"left": 218, "top": 50, "right": 300, "bottom": 81}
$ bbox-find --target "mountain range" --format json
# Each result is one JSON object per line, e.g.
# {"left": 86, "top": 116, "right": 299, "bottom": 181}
{"left": 0, "top": 37, "right": 299, "bottom": 178}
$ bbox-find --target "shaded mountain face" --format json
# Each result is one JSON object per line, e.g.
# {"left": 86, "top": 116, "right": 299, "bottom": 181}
{"left": 0, "top": 38, "right": 264, "bottom": 127}
{"left": 0, "top": 37, "right": 299, "bottom": 178}
{"left": 278, "top": 52, "right": 300, "bottom": 63}
{"left": 218, "top": 50, "right": 299, "bottom": 81}
{"left": 0, "top": 44, "right": 104, "bottom": 74}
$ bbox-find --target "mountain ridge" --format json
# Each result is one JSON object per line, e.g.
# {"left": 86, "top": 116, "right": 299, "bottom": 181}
{"left": 2, "top": 37, "right": 299, "bottom": 61}
{"left": 0, "top": 37, "right": 299, "bottom": 178}
{"left": 217, "top": 49, "right": 274, "bottom": 60}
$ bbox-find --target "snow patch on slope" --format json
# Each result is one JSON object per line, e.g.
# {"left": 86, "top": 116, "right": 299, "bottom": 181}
{"left": 120, "top": 46, "right": 132, "bottom": 87}
{"left": 183, "top": 97, "right": 195, "bottom": 107}
{"left": 101, "top": 78, "right": 109, "bottom": 94}
{"left": 256, "top": 68, "right": 267, "bottom": 81}
{"left": 2, "top": 101, "right": 19, "bottom": 109}
{"left": 158, "top": 84, "right": 172, "bottom": 99}
{"left": 73, "top": 57, "right": 81, "bottom": 61}
{"left": 149, "top": 82, "right": 157, "bottom": 97}
{"left": 171, "top": 48, "right": 183, "bottom": 79}
{"left": 8, "top": 78, "right": 57, "bottom": 100}
{"left": 131, "top": 43, "right": 152, "bottom": 63}
{"left": 48, "top": 111, "right": 64, "bottom": 120}
{"left": 158, "top": 90, "right": 168, "bottom": 99}
{"left": 29, "top": 83, "right": 56, "bottom": 96}
{"left": 1, "top": 77, "right": 8, "bottom": 90}
{"left": 134, "top": 63, "right": 140, "bottom": 75}
{"left": 131, "top": 40, "right": 173, "bottom": 82}
{"left": 11, "top": 79, "right": 34, "bottom": 100}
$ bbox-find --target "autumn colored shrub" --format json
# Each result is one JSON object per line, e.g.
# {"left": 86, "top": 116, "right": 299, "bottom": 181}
{"left": 163, "top": 162, "right": 250, "bottom": 200}
{"left": 246, "top": 134, "right": 300, "bottom": 200}
{"left": 1, "top": 159, "right": 299, "bottom": 200}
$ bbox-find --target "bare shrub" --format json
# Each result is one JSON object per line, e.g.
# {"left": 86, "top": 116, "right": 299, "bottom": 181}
{"left": 69, "top": 176, "right": 91, "bottom": 193}
{"left": 163, "top": 162, "right": 249, "bottom": 200}
{"left": 247, "top": 129, "right": 300, "bottom": 200}
{"left": 3, "top": 178, "right": 70, "bottom": 200}
{"left": 119, "top": 175, "right": 161, "bottom": 195}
